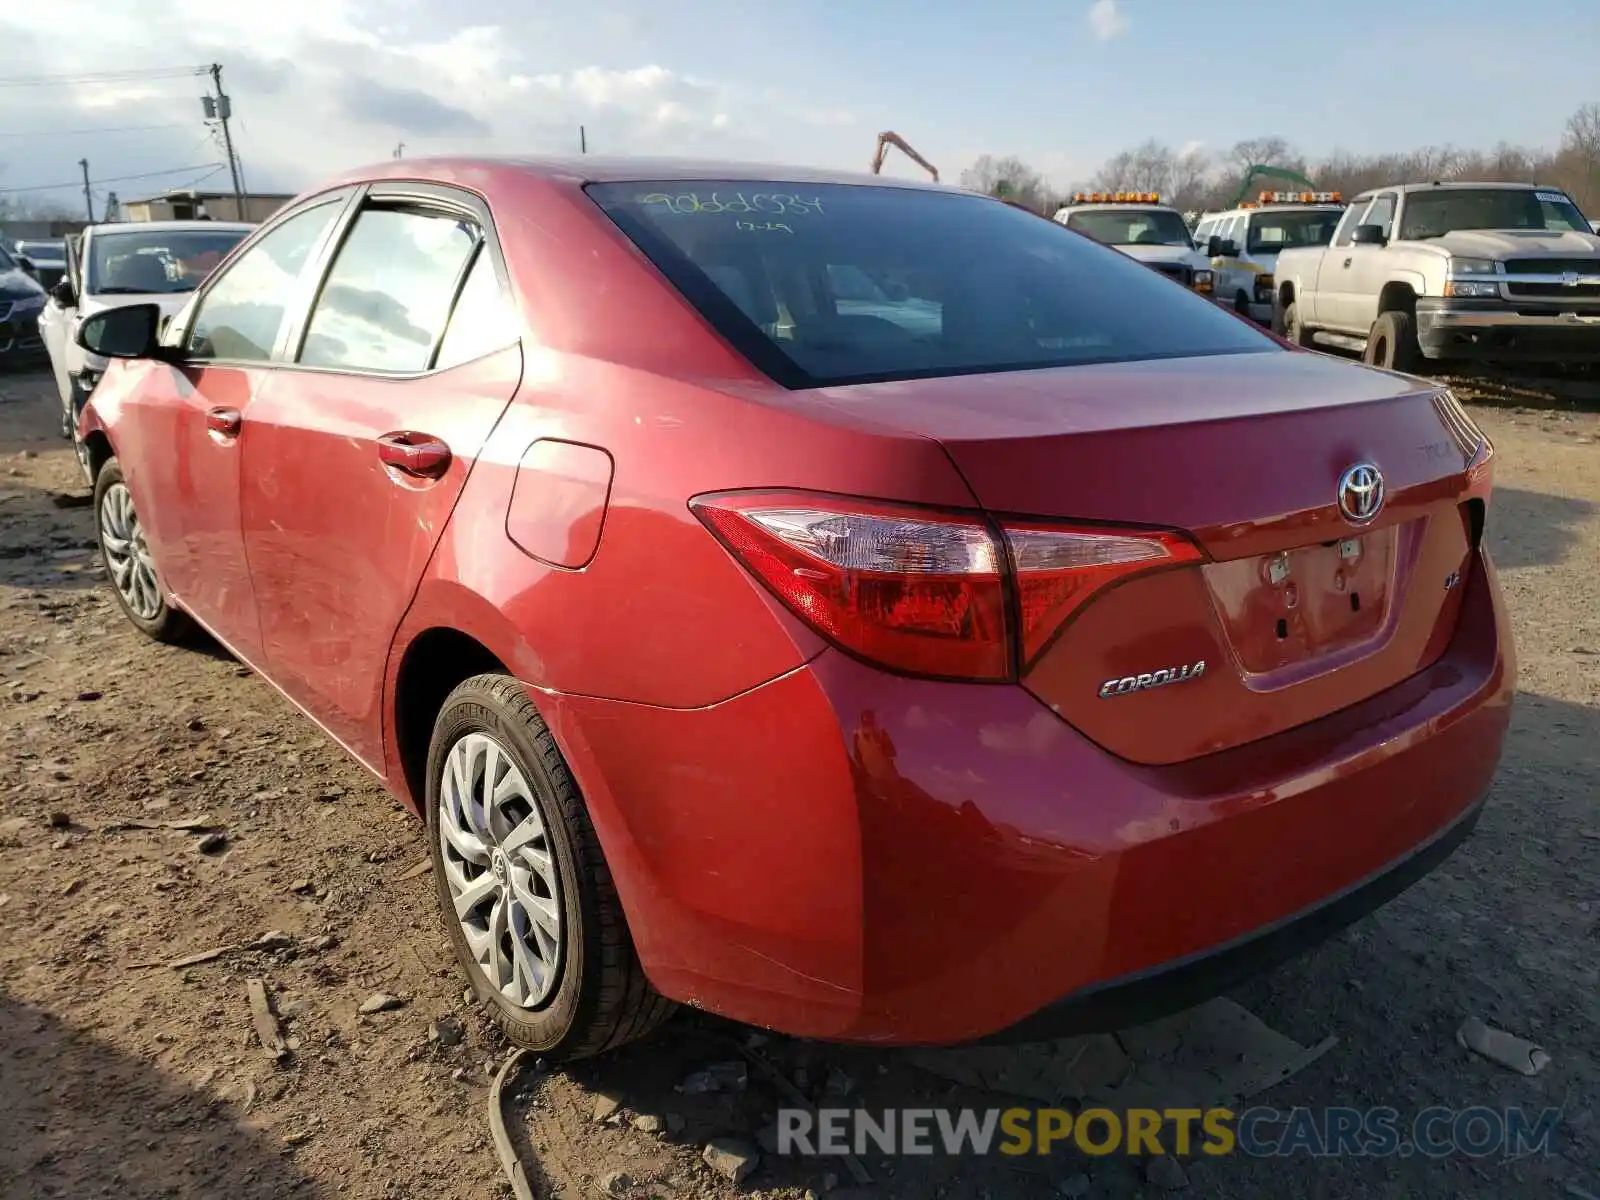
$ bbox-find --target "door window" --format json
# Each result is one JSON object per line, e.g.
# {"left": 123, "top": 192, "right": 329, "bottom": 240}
{"left": 186, "top": 200, "right": 342, "bottom": 362}
{"left": 1333, "top": 200, "right": 1374, "bottom": 247}
{"left": 1363, "top": 194, "right": 1397, "bottom": 240}
{"left": 298, "top": 206, "right": 480, "bottom": 374}
{"left": 434, "top": 249, "right": 520, "bottom": 370}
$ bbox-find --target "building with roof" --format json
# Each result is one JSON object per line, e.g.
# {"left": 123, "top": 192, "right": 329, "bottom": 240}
{"left": 123, "top": 188, "right": 294, "bottom": 224}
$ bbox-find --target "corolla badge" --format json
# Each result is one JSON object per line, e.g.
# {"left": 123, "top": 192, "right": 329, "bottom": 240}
{"left": 1098, "top": 660, "right": 1206, "bottom": 699}
{"left": 1337, "top": 462, "right": 1385, "bottom": 524}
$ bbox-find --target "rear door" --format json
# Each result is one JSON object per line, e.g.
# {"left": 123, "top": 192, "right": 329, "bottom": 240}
{"left": 238, "top": 184, "right": 524, "bottom": 768}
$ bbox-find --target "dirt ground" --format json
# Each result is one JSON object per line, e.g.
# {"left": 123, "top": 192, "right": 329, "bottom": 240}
{"left": 0, "top": 365, "right": 1596, "bottom": 1200}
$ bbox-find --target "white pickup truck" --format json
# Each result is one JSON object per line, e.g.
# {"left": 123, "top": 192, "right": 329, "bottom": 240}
{"left": 1271, "top": 181, "right": 1600, "bottom": 372}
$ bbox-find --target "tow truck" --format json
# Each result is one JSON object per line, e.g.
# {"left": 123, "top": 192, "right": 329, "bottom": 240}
{"left": 1052, "top": 191, "right": 1216, "bottom": 300}
{"left": 1193, "top": 191, "right": 1346, "bottom": 324}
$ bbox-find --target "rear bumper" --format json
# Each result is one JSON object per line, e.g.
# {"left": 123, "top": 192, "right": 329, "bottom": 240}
{"left": 987, "top": 785, "right": 1487, "bottom": 1042}
{"left": 544, "top": 549, "right": 1515, "bottom": 1045}
{"left": 1417, "top": 298, "right": 1600, "bottom": 362}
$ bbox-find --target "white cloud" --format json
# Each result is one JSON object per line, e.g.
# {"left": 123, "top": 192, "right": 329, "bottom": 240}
{"left": 0, "top": 1, "right": 859, "bottom": 212}
{"left": 1087, "top": 0, "right": 1130, "bottom": 42}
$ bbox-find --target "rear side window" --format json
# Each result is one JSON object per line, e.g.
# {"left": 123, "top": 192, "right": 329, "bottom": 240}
{"left": 435, "top": 249, "right": 520, "bottom": 370}
{"left": 187, "top": 200, "right": 342, "bottom": 362}
{"left": 299, "top": 206, "right": 479, "bottom": 374}
{"left": 588, "top": 182, "right": 1275, "bottom": 389}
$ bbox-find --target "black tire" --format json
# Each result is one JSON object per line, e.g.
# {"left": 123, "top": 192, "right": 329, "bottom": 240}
{"left": 92, "top": 458, "right": 194, "bottom": 643}
{"left": 1234, "top": 290, "right": 1252, "bottom": 319}
{"left": 426, "top": 674, "right": 674, "bottom": 1060}
{"left": 1282, "top": 302, "right": 1316, "bottom": 349}
{"left": 1364, "top": 310, "right": 1422, "bottom": 373}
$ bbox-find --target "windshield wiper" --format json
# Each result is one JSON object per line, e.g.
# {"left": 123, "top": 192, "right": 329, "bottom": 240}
{"left": 93, "top": 286, "right": 162, "bottom": 294}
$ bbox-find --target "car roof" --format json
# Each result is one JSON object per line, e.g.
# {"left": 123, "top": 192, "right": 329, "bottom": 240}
{"left": 90, "top": 220, "right": 255, "bottom": 234}
{"left": 1057, "top": 204, "right": 1178, "bottom": 213}
{"left": 1206, "top": 204, "right": 1345, "bottom": 216}
{"left": 321, "top": 154, "right": 953, "bottom": 193}
{"left": 1350, "top": 181, "right": 1554, "bottom": 200}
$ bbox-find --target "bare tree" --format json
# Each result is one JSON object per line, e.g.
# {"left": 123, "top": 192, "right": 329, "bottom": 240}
{"left": 971, "top": 103, "right": 1600, "bottom": 223}
{"left": 960, "top": 154, "right": 1055, "bottom": 213}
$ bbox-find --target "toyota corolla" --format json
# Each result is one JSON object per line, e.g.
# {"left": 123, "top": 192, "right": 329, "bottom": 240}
{"left": 71, "top": 157, "right": 1514, "bottom": 1058}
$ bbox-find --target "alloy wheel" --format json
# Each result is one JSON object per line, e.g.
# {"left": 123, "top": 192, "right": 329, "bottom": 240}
{"left": 438, "top": 732, "right": 564, "bottom": 1008}
{"left": 99, "top": 481, "right": 163, "bottom": 621}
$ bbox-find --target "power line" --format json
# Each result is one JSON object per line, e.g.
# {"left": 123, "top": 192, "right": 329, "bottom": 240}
{"left": 0, "top": 66, "right": 208, "bottom": 89}
{"left": 0, "top": 162, "right": 226, "bottom": 195}
{"left": 0, "top": 122, "right": 190, "bottom": 139}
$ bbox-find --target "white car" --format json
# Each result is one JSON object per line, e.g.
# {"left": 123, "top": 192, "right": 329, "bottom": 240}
{"left": 39, "top": 220, "right": 253, "bottom": 443}
{"left": 1052, "top": 192, "right": 1217, "bottom": 302}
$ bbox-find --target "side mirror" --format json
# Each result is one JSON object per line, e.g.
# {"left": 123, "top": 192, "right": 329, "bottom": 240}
{"left": 17, "top": 255, "right": 37, "bottom": 278}
{"left": 76, "top": 303, "right": 163, "bottom": 359}
{"left": 50, "top": 278, "right": 76, "bottom": 307}
{"left": 1351, "top": 224, "right": 1386, "bottom": 246}
{"left": 1213, "top": 239, "right": 1239, "bottom": 258}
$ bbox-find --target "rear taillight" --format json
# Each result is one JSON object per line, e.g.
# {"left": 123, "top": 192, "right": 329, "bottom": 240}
{"left": 691, "top": 491, "right": 1202, "bottom": 681}
{"left": 1004, "top": 523, "right": 1202, "bottom": 662}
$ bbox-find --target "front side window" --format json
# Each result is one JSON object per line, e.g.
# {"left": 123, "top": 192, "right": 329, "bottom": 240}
{"left": 1362, "top": 195, "right": 1397, "bottom": 241}
{"left": 187, "top": 201, "right": 342, "bottom": 362}
{"left": 88, "top": 228, "right": 251, "bottom": 296}
{"left": 1064, "top": 208, "right": 1194, "bottom": 248}
{"left": 588, "top": 181, "right": 1274, "bottom": 389}
{"left": 1333, "top": 200, "right": 1374, "bottom": 247}
{"left": 1246, "top": 209, "right": 1344, "bottom": 254}
{"left": 298, "top": 206, "right": 479, "bottom": 374}
{"left": 1397, "top": 188, "right": 1591, "bottom": 240}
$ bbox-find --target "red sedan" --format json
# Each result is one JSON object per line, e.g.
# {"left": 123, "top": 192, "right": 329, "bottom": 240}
{"left": 72, "top": 158, "right": 1514, "bottom": 1058}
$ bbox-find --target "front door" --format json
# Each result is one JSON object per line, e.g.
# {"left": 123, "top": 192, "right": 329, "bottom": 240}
{"left": 128, "top": 195, "right": 352, "bottom": 664}
{"left": 1343, "top": 192, "right": 1398, "bottom": 336}
{"left": 239, "top": 189, "right": 523, "bottom": 768}
{"left": 1311, "top": 198, "right": 1373, "bottom": 331}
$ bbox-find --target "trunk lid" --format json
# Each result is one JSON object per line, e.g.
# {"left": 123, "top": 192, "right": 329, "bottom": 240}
{"left": 812, "top": 350, "right": 1489, "bottom": 764}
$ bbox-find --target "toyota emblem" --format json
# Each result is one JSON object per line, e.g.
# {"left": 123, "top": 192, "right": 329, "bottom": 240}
{"left": 1338, "top": 463, "right": 1385, "bottom": 524}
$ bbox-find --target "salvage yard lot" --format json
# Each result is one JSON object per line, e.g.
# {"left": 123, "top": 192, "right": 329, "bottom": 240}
{"left": 0, "top": 367, "right": 1596, "bottom": 1200}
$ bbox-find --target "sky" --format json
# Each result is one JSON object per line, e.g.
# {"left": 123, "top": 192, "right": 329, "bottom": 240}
{"left": 0, "top": 0, "right": 1595, "bottom": 215}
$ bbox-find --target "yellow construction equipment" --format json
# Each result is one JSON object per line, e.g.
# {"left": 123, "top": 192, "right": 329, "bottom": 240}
{"left": 870, "top": 132, "right": 939, "bottom": 182}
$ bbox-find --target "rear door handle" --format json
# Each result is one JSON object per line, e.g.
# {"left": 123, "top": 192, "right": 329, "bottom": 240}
{"left": 377, "top": 431, "right": 452, "bottom": 480}
{"left": 206, "top": 407, "right": 242, "bottom": 437}
{"left": 1343, "top": 257, "right": 1353, "bottom": 268}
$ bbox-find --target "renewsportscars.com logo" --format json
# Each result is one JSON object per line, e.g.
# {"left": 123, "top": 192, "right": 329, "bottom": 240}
{"left": 775, "top": 1105, "right": 1563, "bottom": 1160}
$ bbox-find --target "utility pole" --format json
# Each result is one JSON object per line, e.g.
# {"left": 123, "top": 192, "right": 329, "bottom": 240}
{"left": 206, "top": 64, "right": 246, "bottom": 218}
{"left": 78, "top": 159, "right": 94, "bottom": 222}
{"left": 580, "top": 125, "right": 587, "bottom": 154}
{"left": 393, "top": 142, "right": 405, "bottom": 159}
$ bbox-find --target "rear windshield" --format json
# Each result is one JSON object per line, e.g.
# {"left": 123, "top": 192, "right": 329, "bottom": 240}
{"left": 588, "top": 181, "right": 1276, "bottom": 388}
